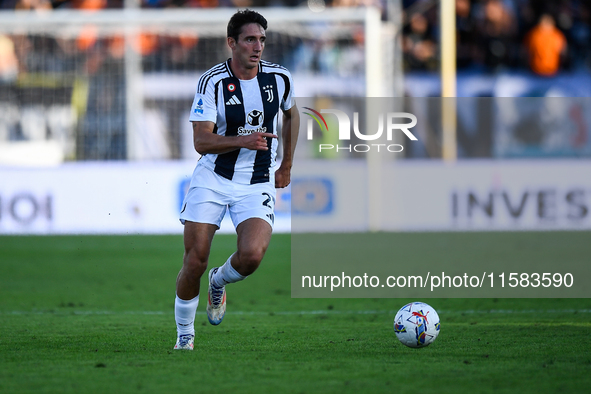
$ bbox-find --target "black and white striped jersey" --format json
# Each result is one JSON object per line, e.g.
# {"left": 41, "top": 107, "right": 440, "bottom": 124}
{"left": 189, "top": 59, "right": 295, "bottom": 185}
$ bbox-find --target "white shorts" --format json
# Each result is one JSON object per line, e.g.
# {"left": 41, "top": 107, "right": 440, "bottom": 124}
{"left": 179, "top": 164, "right": 276, "bottom": 229}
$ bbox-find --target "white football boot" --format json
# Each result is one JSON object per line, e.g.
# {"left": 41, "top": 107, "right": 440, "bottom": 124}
{"left": 174, "top": 334, "right": 194, "bottom": 350}
{"left": 207, "top": 268, "right": 226, "bottom": 325}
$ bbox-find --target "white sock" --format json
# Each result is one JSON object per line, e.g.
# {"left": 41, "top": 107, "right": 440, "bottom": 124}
{"left": 211, "top": 254, "right": 246, "bottom": 288}
{"left": 175, "top": 294, "right": 199, "bottom": 336}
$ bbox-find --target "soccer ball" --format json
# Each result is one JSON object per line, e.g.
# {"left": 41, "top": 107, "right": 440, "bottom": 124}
{"left": 393, "top": 302, "right": 440, "bottom": 348}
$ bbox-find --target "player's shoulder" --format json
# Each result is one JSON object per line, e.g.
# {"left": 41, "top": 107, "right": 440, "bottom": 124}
{"left": 196, "top": 60, "right": 232, "bottom": 94}
{"left": 259, "top": 60, "right": 292, "bottom": 77}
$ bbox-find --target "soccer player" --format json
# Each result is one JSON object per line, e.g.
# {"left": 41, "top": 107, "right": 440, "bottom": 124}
{"left": 173, "top": 9, "right": 300, "bottom": 350}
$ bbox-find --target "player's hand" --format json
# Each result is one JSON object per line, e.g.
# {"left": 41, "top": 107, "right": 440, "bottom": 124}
{"left": 275, "top": 164, "right": 291, "bottom": 188}
{"left": 242, "top": 132, "right": 277, "bottom": 151}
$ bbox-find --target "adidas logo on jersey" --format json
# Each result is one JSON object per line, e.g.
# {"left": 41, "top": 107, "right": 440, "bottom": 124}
{"left": 226, "top": 95, "right": 241, "bottom": 105}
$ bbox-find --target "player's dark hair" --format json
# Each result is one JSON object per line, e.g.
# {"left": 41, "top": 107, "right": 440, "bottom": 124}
{"left": 227, "top": 9, "right": 268, "bottom": 41}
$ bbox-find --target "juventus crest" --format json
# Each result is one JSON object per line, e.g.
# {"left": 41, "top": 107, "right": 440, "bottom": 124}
{"left": 263, "top": 85, "right": 274, "bottom": 103}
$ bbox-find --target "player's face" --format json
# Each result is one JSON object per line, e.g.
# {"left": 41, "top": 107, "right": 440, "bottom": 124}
{"left": 229, "top": 23, "right": 266, "bottom": 70}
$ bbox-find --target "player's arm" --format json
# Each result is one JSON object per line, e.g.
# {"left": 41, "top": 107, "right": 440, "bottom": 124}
{"left": 192, "top": 121, "right": 276, "bottom": 155}
{"left": 275, "top": 103, "right": 300, "bottom": 188}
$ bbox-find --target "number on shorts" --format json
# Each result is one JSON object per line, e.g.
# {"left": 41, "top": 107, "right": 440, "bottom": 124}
{"left": 262, "top": 192, "right": 272, "bottom": 208}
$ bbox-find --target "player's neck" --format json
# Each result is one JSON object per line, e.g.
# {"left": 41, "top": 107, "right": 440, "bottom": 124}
{"left": 229, "top": 59, "right": 258, "bottom": 81}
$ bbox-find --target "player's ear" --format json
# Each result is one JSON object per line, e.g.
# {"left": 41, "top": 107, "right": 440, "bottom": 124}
{"left": 227, "top": 37, "right": 236, "bottom": 50}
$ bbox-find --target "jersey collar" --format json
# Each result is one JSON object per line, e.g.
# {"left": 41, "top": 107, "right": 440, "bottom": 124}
{"left": 225, "top": 59, "right": 234, "bottom": 78}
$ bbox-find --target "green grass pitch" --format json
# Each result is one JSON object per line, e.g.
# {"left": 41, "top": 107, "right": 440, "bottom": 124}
{"left": 1, "top": 233, "right": 590, "bottom": 393}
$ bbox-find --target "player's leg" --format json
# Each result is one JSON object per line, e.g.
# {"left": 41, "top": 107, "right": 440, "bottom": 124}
{"left": 207, "top": 218, "right": 272, "bottom": 325}
{"left": 177, "top": 221, "right": 218, "bottom": 299}
{"left": 233, "top": 217, "right": 273, "bottom": 276}
{"left": 225, "top": 184, "right": 275, "bottom": 277}
{"left": 174, "top": 221, "right": 217, "bottom": 349}
{"left": 175, "top": 173, "right": 228, "bottom": 344}
{"left": 207, "top": 183, "right": 275, "bottom": 325}
{"left": 210, "top": 217, "right": 272, "bottom": 286}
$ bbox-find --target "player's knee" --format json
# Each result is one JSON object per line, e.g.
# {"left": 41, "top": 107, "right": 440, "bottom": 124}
{"left": 237, "top": 247, "right": 266, "bottom": 274}
{"left": 183, "top": 249, "right": 208, "bottom": 277}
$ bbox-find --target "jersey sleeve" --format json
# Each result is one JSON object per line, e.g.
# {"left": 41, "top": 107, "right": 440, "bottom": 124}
{"left": 280, "top": 70, "right": 295, "bottom": 111}
{"left": 189, "top": 76, "right": 217, "bottom": 123}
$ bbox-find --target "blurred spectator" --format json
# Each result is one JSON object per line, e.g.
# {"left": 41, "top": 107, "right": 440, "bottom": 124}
{"left": 14, "top": 0, "right": 52, "bottom": 9}
{"left": 70, "top": 0, "right": 107, "bottom": 56}
{"left": 66, "top": 0, "right": 107, "bottom": 8}
{"left": 524, "top": 14, "right": 567, "bottom": 76}
{"left": 0, "top": 34, "right": 18, "bottom": 81}
{"left": 476, "top": 0, "right": 517, "bottom": 71}
{"left": 402, "top": 12, "right": 437, "bottom": 71}
{"left": 564, "top": 3, "right": 590, "bottom": 70}
{"left": 401, "top": 0, "right": 591, "bottom": 75}
{"left": 331, "top": 0, "right": 382, "bottom": 8}
{"left": 183, "top": 0, "right": 218, "bottom": 7}
{"left": 456, "top": 0, "right": 477, "bottom": 69}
